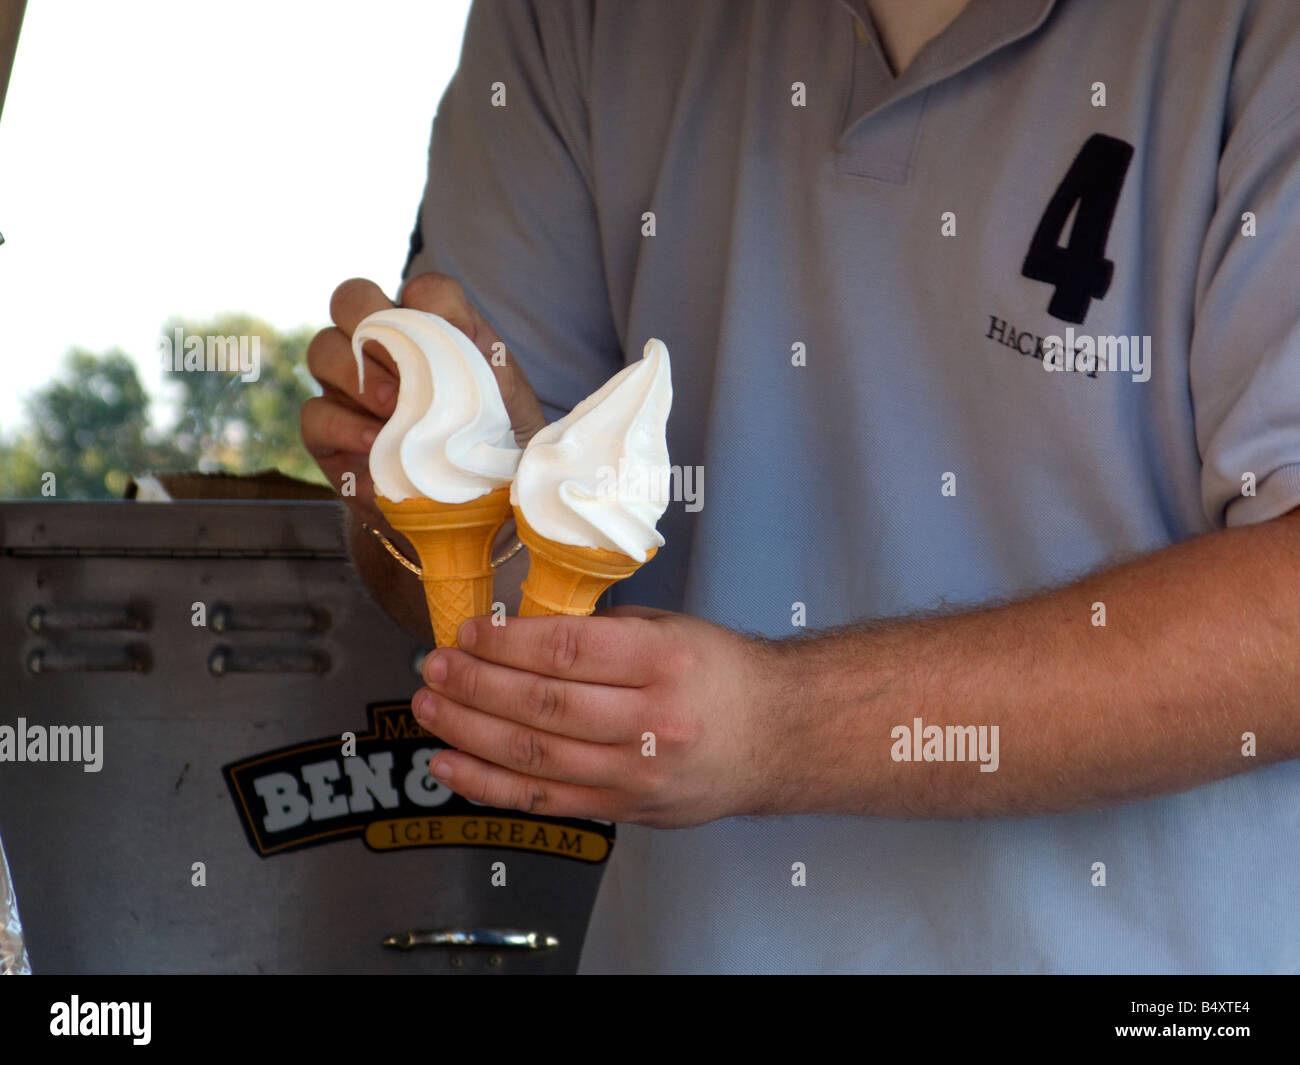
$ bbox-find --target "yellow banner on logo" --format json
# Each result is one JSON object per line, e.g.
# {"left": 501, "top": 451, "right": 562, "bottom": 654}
{"left": 365, "top": 816, "right": 610, "bottom": 863}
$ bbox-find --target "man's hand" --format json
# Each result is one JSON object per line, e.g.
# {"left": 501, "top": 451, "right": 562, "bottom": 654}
{"left": 410, "top": 607, "right": 783, "bottom": 828}
{"left": 411, "top": 508, "right": 1300, "bottom": 824}
{"left": 300, "top": 273, "right": 547, "bottom": 524}
{"left": 299, "top": 272, "right": 547, "bottom": 639}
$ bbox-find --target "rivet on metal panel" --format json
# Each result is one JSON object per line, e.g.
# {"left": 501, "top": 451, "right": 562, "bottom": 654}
{"left": 488, "top": 954, "right": 502, "bottom": 967}
{"left": 450, "top": 954, "right": 464, "bottom": 969}
{"left": 23, "top": 602, "right": 150, "bottom": 632}
{"left": 411, "top": 648, "right": 429, "bottom": 676}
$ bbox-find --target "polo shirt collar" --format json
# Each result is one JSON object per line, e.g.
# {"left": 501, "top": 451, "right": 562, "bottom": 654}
{"left": 836, "top": 0, "right": 1058, "bottom": 143}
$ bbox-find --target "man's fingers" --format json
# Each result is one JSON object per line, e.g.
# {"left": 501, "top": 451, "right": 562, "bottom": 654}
{"left": 330, "top": 276, "right": 395, "bottom": 333}
{"left": 307, "top": 327, "right": 398, "bottom": 417}
{"left": 423, "top": 647, "right": 638, "bottom": 742}
{"left": 301, "top": 435, "right": 374, "bottom": 509}
{"left": 329, "top": 278, "right": 400, "bottom": 377}
{"left": 423, "top": 747, "right": 614, "bottom": 822}
{"left": 599, "top": 604, "right": 675, "bottom": 620}
{"left": 495, "top": 351, "right": 549, "bottom": 446}
{"left": 300, "top": 395, "right": 382, "bottom": 459}
{"left": 412, "top": 689, "right": 623, "bottom": 788}
{"left": 319, "top": 459, "right": 378, "bottom": 516}
{"left": 399, "top": 271, "right": 479, "bottom": 337}
{"left": 457, "top": 615, "right": 661, "bottom": 685}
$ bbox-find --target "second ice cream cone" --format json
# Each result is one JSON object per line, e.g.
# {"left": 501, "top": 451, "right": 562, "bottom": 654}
{"left": 514, "top": 506, "right": 654, "bottom": 617}
{"left": 377, "top": 486, "right": 511, "bottom": 647}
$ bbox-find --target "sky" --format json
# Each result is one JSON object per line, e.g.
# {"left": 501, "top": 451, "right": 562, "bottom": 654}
{"left": 0, "top": 0, "right": 472, "bottom": 430}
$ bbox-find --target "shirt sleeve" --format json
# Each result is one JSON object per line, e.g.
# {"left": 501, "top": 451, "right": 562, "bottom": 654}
{"left": 398, "top": 0, "right": 622, "bottom": 422}
{"left": 1191, "top": 0, "right": 1300, "bottom": 527}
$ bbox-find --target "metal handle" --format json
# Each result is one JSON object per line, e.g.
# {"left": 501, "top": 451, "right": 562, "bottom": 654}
{"left": 381, "top": 929, "right": 558, "bottom": 952}
{"left": 26, "top": 643, "right": 151, "bottom": 674}
{"left": 210, "top": 602, "right": 329, "bottom": 633}
{"left": 27, "top": 602, "right": 150, "bottom": 632}
{"left": 207, "top": 646, "right": 330, "bottom": 675}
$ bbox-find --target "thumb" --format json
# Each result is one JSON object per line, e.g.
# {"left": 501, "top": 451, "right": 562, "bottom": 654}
{"left": 401, "top": 273, "right": 547, "bottom": 446}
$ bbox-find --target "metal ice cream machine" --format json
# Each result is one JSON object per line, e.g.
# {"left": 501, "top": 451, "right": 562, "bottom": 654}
{"left": 0, "top": 500, "right": 610, "bottom": 973}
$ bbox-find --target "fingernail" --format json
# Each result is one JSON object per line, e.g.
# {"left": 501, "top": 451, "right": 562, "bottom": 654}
{"left": 457, "top": 621, "right": 477, "bottom": 650}
{"left": 375, "top": 382, "right": 396, "bottom": 406}
{"left": 425, "top": 652, "right": 447, "bottom": 685}
{"left": 361, "top": 428, "right": 377, "bottom": 447}
{"left": 431, "top": 759, "right": 453, "bottom": 782}
{"left": 412, "top": 688, "right": 435, "bottom": 719}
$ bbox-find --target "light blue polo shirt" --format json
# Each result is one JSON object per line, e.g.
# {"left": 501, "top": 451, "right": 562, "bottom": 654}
{"left": 401, "top": 0, "right": 1300, "bottom": 972}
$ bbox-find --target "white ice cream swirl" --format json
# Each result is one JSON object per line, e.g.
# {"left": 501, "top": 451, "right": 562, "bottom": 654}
{"left": 511, "top": 339, "right": 672, "bottom": 562}
{"left": 352, "top": 309, "right": 521, "bottom": 504}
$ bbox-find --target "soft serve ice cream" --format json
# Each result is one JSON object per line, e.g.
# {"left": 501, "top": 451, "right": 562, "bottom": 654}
{"left": 511, "top": 339, "right": 672, "bottom": 562}
{"left": 352, "top": 308, "right": 521, "bottom": 504}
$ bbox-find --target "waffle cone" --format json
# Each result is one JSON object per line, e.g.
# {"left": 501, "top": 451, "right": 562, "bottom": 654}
{"left": 376, "top": 486, "right": 511, "bottom": 647}
{"left": 514, "top": 506, "right": 655, "bottom": 616}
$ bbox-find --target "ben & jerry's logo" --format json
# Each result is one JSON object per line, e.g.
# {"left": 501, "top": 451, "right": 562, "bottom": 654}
{"left": 223, "top": 702, "right": 614, "bottom": 863}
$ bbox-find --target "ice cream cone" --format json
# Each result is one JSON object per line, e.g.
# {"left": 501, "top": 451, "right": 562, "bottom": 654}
{"left": 376, "top": 486, "right": 512, "bottom": 647}
{"left": 513, "top": 506, "right": 655, "bottom": 617}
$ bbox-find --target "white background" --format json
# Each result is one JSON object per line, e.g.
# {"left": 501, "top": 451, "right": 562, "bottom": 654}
{"left": 0, "top": 0, "right": 472, "bottom": 429}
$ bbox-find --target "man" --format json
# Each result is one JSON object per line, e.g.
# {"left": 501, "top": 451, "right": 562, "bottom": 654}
{"left": 301, "top": 0, "right": 1300, "bottom": 973}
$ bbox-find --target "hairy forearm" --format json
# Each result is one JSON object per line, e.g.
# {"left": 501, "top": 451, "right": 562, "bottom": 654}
{"left": 775, "top": 510, "right": 1300, "bottom": 818}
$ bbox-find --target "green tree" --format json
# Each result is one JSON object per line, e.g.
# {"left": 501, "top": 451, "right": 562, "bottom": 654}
{"left": 161, "top": 313, "right": 325, "bottom": 484}
{"left": 0, "top": 436, "right": 44, "bottom": 497}
{"left": 0, "top": 316, "right": 328, "bottom": 499}
{"left": 1, "top": 349, "right": 184, "bottom": 499}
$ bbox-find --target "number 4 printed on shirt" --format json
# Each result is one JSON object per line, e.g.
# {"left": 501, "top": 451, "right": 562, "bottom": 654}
{"left": 1021, "top": 133, "right": 1134, "bottom": 325}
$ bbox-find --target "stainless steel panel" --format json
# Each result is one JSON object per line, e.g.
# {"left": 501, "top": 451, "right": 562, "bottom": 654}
{"left": 0, "top": 501, "right": 607, "bottom": 973}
